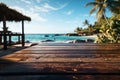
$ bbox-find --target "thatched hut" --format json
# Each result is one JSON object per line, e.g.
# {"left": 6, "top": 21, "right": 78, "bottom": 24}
{"left": 0, "top": 3, "right": 31, "bottom": 49}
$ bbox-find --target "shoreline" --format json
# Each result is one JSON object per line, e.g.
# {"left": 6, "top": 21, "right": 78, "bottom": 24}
{"left": 0, "top": 34, "right": 98, "bottom": 46}
{"left": 84, "top": 34, "right": 97, "bottom": 38}
{"left": 29, "top": 34, "right": 97, "bottom": 44}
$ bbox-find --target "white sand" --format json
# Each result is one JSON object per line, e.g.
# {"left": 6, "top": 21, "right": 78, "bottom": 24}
{"left": 84, "top": 35, "right": 97, "bottom": 38}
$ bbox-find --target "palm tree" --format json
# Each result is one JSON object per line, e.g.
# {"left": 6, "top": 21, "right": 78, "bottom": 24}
{"left": 74, "top": 27, "right": 83, "bottom": 34}
{"left": 106, "top": 0, "right": 120, "bottom": 15}
{"left": 86, "top": 0, "right": 106, "bottom": 20}
{"left": 88, "top": 24, "right": 93, "bottom": 34}
{"left": 83, "top": 20, "right": 94, "bottom": 35}
{"left": 86, "top": 0, "right": 120, "bottom": 25}
{"left": 83, "top": 19, "right": 89, "bottom": 26}
{"left": 86, "top": 0, "right": 120, "bottom": 43}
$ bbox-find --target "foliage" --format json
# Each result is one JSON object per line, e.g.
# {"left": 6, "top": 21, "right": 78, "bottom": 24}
{"left": 74, "top": 19, "right": 101, "bottom": 35}
{"left": 95, "top": 18, "right": 120, "bottom": 43}
{"left": 74, "top": 27, "right": 83, "bottom": 34}
{"left": 74, "top": 26, "right": 98, "bottom": 35}
{"left": 106, "top": 0, "right": 120, "bottom": 15}
{"left": 83, "top": 19, "right": 89, "bottom": 26}
{"left": 86, "top": 0, "right": 120, "bottom": 20}
{"left": 75, "top": 0, "right": 120, "bottom": 43}
{"left": 86, "top": 0, "right": 120, "bottom": 43}
{"left": 86, "top": 0, "right": 107, "bottom": 20}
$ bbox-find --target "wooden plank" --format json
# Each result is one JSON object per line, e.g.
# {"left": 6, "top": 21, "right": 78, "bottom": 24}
{"left": 0, "top": 62, "right": 120, "bottom": 74}
{"left": 15, "top": 50, "right": 120, "bottom": 54}
{"left": 0, "top": 43, "right": 120, "bottom": 75}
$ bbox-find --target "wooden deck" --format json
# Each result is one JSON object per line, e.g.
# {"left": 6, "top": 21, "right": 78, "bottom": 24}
{"left": 0, "top": 43, "right": 120, "bottom": 80}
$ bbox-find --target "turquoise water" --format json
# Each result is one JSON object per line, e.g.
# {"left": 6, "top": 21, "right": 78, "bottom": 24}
{"left": 11, "top": 34, "right": 95, "bottom": 42}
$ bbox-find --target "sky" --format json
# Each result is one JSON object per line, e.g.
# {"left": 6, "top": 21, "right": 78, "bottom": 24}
{"left": 0, "top": 0, "right": 112, "bottom": 34}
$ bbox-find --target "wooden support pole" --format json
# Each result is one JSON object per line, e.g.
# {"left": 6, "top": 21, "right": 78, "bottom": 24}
{"left": 3, "top": 16, "right": 7, "bottom": 50}
{"left": 9, "top": 35, "right": 11, "bottom": 46}
{"left": 18, "top": 36, "right": 20, "bottom": 43}
{"left": 22, "top": 20, "right": 25, "bottom": 47}
{"left": 0, "top": 36, "right": 2, "bottom": 44}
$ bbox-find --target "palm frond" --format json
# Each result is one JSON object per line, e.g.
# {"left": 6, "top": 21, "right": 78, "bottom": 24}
{"left": 90, "top": 5, "right": 98, "bottom": 14}
{"left": 86, "top": 2, "right": 98, "bottom": 7}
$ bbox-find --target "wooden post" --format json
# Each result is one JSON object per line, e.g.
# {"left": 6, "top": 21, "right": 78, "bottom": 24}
{"left": 9, "top": 35, "right": 11, "bottom": 46}
{"left": 3, "top": 16, "right": 7, "bottom": 50}
{"left": 0, "top": 36, "right": 2, "bottom": 44}
{"left": 22, "top": 20, "right": 25, "bottom": 47}
{"left": 18, "top": 35, "right": 20, "bottom": 43}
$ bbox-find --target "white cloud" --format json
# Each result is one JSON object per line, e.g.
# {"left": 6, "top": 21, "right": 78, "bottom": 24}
{"left": 28, "top": 3, "right": 68, "bottom": 13}
{"left": 9, "top": 2, "right": 68, "bottom": 22}
{"left": 36, "top": 0, "right": 41, "bottom": 3}
{"left": 34, "top": 5, "right": 50, "bottom": 13}
{"left": 10, "top": 6, "right": 47, "bottom": 22}
{"left": 31, "top": 12, "right": 47, "bottom": 22}
{"left": 5, "top": 1, "right": 68, "bottom": 32}
{"left": 58, "top": 3, "right": 68, "bottom": 10}
{"left": 91, "top": 13, "right": 96, "bottom": 17}
{"left": 34, "top": 3, "right": 68, "bottom": 13}
{"left": 64, "top": 10, "right": 74, "bottom": 15}
{"left": 43, "top": 3, "right": 57, "bottom": 10}
{"left": 84, "top": 13, "right": 96, "bottom": 17}
{"left": 20, "top": 0, "right": 31, "bottom": 4}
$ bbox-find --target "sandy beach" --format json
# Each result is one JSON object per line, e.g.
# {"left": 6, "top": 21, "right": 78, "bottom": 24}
{"left": 84, "top": 34, "right": 97, "bottom": 38}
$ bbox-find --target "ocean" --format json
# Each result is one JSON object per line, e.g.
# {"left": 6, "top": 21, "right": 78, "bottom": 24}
{"left": 11, "top": 34, "right": 95, "bottom": 43}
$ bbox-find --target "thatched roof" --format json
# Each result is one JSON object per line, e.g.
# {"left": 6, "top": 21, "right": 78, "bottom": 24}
{"left": 0, "top": 3, "right": 31, "bottom": 22}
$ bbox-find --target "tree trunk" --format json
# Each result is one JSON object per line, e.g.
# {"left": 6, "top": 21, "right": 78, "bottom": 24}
{"left": 103, "top": 12, "right": 110, "bottom": 26}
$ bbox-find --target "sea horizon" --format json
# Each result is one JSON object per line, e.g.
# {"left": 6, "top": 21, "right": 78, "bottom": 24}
{"left": 10, "top": 33, "right": 96, "bottom": 43}
{"left": 24, "top": 33, "right": 67, "bottom": 34}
